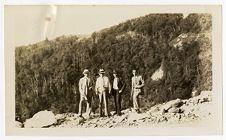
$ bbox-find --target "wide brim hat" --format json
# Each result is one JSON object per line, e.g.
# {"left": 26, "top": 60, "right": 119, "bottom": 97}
{"left": 99, "top": 69, "right": 105, "bottom": 74}
{"left": 83, "top": 69, "right": 89, "bottom": 74}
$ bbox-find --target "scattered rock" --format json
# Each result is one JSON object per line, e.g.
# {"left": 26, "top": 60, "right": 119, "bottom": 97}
{"left": 115, "top": 114, "right": 128, "bottom": 124}
{"left": 168, "top": 107, "right": 184, "bottom": 114}
{"left": 162, "top": 98, "right": 183, "bottom": 111}
{"left": 188, "top": 91, "right": 211, "bottom": 105}
{"left": 199, "top": 97, "right": 209, "bottom": 104}
{"left": 161, "top": 108, "right": 167, "bottom": 115}
{"left": 15, "top": 121, "right": 23, "bottom": 128}
{"left": 66, "top": 116, "right": 76, "bottom": 121}
{"left": 151, "top": 106, "right": 161, "bottom": 112}
{"left": 48, "top": 91, "right": 212, "bottom": 128}
{"left": 157, "top": 116, "right": 168, "bottom": 123}
{"left": 200, "top": 91, "right": 211, "bottom": 96}
{"left": 188, "top": 97, "right": 199, "bottom": 105}
{"left": 128, "top": 112, "right": 149, "bottom": 122}
{"left": 110, "top": 111, "right": 116, "bottom": 116}
{"left": 108, "top": 124, "right": 114, "bottom": 128}
{"left": 55, "top": 113, "right": 78, "bottom": 120}
{"left": 55, "top": 114, "right": 66, "bottom": 120}
{"left": 74, "top": 117, "right": 85, "bottom": 125}
{"left": 121, "top": 108, "right": 131, "bottom": 114}
{"left": 24, "top": 110, "right": 57, "bottom": 128}
{"left": 167, "top": 116, "right": 178, "bottom": 123}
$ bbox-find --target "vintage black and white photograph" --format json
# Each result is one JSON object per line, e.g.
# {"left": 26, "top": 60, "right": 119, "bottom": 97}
{"left": 5, "top": 5, "right": 222, "bottom": 135}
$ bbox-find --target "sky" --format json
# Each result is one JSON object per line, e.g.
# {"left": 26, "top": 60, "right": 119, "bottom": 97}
{"left": 4, "top": 5, "right": 193, "bottom": 47}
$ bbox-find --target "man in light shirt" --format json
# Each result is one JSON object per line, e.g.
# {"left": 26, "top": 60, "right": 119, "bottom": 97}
{"left": 112, "top": 70, "right": 125, "bottom": 116}
{"left": 131, "top": 69, "right": 144, "bottom": 113}
{"left": 78, "top": 69, "right": 93, "bottom": 118}
{"left": 95, "top": 69, "right": 111, "bottom": 117}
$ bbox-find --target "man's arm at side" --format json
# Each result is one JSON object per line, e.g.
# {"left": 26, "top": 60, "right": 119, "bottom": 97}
{"left": 95, "top": 78, "right": 98, "bottom": 95}
{"left": 78, "top": 79, "right": 82, "bottom": 94}
{"left": 131, "top": 77, "right": 134, "bottom": 96}
{"left": 119, "top": 78, "right": 126, "bottom": 93}
{"left": 108, "top": 77, "right": 111, "bottom": 94}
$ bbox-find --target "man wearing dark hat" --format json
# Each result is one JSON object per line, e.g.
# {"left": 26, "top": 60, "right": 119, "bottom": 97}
{"left": 131, "top": 69, "right": 144, "bottom": 113}
{"left": 112, "top": 70, "right": 126, "bottom": 116}
{"left": 95, "top": 69, "right": 111, "bottom": 117}
{"left": 78, "top": 69, "right": 93, "bottom": 117}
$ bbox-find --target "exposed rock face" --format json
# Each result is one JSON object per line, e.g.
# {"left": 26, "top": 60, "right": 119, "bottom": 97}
{"left": 151, "top": 63, "right": 164, "bottom": 81}
{"left": 24, "top": 110, "right": 57, "bottom": 128}
{"left": 47, "top": 91, "right": 213, "bottom": 128}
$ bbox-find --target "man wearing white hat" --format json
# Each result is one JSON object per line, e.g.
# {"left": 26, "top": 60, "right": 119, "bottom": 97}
{"left": 78, "top": 69, "right": 93, "bottom": 117}
{"left": 95, "top": 69, "right": 111, "bottom": 117}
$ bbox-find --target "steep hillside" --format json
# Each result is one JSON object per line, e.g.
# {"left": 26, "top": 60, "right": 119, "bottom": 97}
{"left": 15, "top": 14, "right": 212, "bottom": 122}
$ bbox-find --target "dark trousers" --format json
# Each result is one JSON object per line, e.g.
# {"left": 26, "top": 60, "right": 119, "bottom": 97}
{"left": 112, "top": 89, "right": 122, "bottom": 115}
{"left": 98, "top": 90, "right": 109, "bottom": 116}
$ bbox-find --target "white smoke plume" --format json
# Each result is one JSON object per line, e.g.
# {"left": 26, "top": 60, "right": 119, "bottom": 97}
{"left": 42, "top": 5, "right": 58, "bottom": 40}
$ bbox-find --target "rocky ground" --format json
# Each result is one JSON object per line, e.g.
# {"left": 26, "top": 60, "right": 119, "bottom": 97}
{"left": 16, "top": 91, "right": 213, "bottom": 128}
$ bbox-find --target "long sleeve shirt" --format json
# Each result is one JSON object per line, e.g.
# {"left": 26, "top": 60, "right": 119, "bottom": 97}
{"left": 132, "top": 75, "right": 144, "bottom": 90}
{"left": 113, "top": 77, "right": 126, "bottom": 91}
{"left": 79, "top": 77, "right": 92, "bottom": 97}
{"left": 95, "top": 76, "right": 111, "bottom": 94}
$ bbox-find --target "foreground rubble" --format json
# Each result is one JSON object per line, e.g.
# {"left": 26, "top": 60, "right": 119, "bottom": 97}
{"left": 20, "top": 91, "right": 213, "bottom": 128}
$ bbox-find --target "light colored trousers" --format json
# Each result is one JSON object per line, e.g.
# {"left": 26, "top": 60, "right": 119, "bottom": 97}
{"left": 98, "top": 90, "right": 109, "bottom": 116}
{"left": 78, "top": 95, "right": 92, "bottom": 116}
{"left": 132, "top": 89, "right": 141, "bottom": 109}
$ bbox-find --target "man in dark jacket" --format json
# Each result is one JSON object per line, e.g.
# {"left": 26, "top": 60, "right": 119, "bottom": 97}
{"left": 112, "top": 70, "right": 126, "bottom": 116}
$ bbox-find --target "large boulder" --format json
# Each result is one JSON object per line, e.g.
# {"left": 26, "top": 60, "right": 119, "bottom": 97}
{"left": 24, "top": 110, "right": 57, "bottom": 128}
{"left": 15, "top": 121, "right": 23, "bottom": 128}
{"left": 162, "top": 98, "right": 184, "bottom": 111}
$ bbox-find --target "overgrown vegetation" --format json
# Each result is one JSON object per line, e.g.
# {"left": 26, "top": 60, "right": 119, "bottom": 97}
{"left": 15, "top": 14, "right": 212, "bottom": 122}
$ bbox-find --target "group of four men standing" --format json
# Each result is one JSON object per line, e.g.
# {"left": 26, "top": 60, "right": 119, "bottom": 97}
{"left": 78, "top": 68, "right": 144, "bottom": 118}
